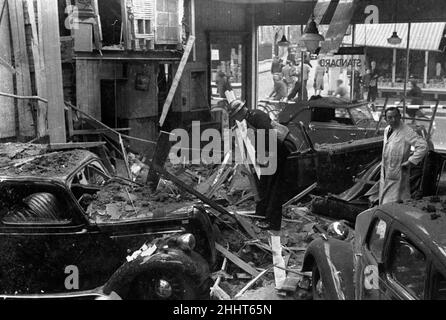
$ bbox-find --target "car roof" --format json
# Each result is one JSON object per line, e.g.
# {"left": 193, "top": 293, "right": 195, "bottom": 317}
{"left": 290, "top": 97, "right": 368, "bottom": 109}
{"left": 380, "top": 198, "right": 446, "bottom": 263}
{"left": 0, "top": 148, "right": 97, "bottom": 182}
{"left": 279, "top": 97, "right": 369, "bottom": 123}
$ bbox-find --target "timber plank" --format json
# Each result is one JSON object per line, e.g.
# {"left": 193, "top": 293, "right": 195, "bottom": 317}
{"left": 9, "top": 0, "right": 34, "bottom": 138}
{"left": 215, "top": 243, "right": 259, "bottom": 277}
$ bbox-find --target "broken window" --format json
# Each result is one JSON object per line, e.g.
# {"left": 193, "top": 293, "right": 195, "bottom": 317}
{"left": 431, "top": 269, "right": 446, "bottom": 300}
{"left": 311, "top": 107, "right": 353, "bottom": 125}
{"left": 72, "top": 161, "right": 109, "bottom": 187}
{"left": 388, "top": 232, "right": 427, "bottom": 299}
{"left": 0, "top": 184, "right": 72, "bottom": 225}
{"left": 98, "top": 0, "right": 122, "bottom": 47}
{"left": 350, "top": 105, "right": 374, "bottom": 124}
{"left": 437, "top": 159, "right": 446, "bottom": 195}
{"left": 70, "top": 161, "right": 110, "bottom": 210}
{"left": 368, "top": 218, "right": 387, "bottom": 262}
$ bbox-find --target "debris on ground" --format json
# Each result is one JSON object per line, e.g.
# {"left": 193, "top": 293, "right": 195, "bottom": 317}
{"left": 0, "top": 143, "right": 329, "bottom": 300}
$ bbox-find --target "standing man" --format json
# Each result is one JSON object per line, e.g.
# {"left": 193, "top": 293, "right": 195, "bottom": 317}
{"left": 269, "top": 74, "right": 288, "bottom": 100}
{"left": 368, "top": 61, "right": 379, "bottom": 104}
{"left": 282, "top": 60, "right": 296, "bottom": 92}
{"left": 334, "top": 79, "right": 348, "bottom": 99}
{"left": 227, "top": 99, "right": 298, "bottom": 231}
{"left": 379, "top": 107, "right": 428, "bottom": 205}
{"left": 271, "top": 56, "right": 284, "bottom": 75}
{"left": 295, "top": 59, "right": 311, "bottom": 101}
{"left": 313, "top": 64, "right": 325, "bottom": 96}
{"left": 407, "top": 80, "right": 424, "bottom": 106}
{"left": 216, "top": 71, "right": 232, "bottom": 98}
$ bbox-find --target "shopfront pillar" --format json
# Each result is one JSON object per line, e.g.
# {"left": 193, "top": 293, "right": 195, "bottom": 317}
{"left": 392, "top": 48, "right": 397, "bottom": 87}
{"left": 424, "top": 51, "right": 429, "bottom": 87}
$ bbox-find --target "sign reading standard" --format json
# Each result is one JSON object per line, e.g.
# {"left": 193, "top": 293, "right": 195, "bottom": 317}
{"left": 319, "top": 58, "right": 363, "bottom": 68}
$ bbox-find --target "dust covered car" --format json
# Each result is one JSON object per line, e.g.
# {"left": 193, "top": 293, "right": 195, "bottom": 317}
{"left": 302, "top": 150, "right": 446, "bottom": 300}
{"left": 0, "top": 146, "right": 215, "bottom": 300}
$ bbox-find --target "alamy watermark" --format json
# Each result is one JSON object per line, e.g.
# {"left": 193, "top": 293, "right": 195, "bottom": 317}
{"left": 169, "top": 121, "right": 279, "bottom": 176}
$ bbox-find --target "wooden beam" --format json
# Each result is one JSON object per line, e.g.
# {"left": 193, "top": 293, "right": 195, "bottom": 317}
{"left": 48, "top": 142, "right": 106, "bottom": 151}
{"left": 120, "top": 0, "right": 130, "bottom": 50}
{"left": 215, "top": 243, "right": 260, "bottom": 277}
{"left": 25, "top": 0, "right": 47, "bottom": 137}
{"left": 282, "top": 182, "right": 318, "bottom": 208}
{"left": 145, "top": 131, "right": 172, "bottom": 190}
{"left": 40, "top": 0, "right": 66, "bottom": 143}
{"left": 0, "top": 91, "right": 47, "bottom": 103}
{"left": 159, "top": 36, "right": 196, "bottom": 127}
{"left": 8, "top": 0, "right": 34, "bottom": 138}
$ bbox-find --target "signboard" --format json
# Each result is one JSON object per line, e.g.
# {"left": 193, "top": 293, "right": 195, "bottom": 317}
{"left": 211, "top": 49, "right": 220, "bottom": 61}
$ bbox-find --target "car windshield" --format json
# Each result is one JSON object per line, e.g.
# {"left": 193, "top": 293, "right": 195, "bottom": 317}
{"left": 349, "top": 105, "right": 375, "bottom": 123}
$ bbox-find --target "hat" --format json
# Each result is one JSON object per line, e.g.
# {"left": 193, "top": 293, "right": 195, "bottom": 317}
{"left": 228, "top": 99, "right": 246, "bottom": 118}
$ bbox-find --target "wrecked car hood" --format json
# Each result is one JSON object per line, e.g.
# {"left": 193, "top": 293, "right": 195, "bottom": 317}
{"left": 85, "top": 181, "right": 197, "bottom": 223}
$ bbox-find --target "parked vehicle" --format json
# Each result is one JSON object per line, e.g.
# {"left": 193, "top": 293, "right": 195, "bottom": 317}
{"left": 0, "top": 149, "right": 215, "bottom": 300}
{"left": 301, "top": 150, "right": 446, "bottom": 300}
{"left": 280, "top": 119, "right": 383, "bottom": 202}
{"left": 279, "top": 97, "right": 385, "bottom": 145}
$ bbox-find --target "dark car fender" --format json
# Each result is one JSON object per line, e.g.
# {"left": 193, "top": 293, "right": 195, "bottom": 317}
{"left": 302, "top": 237, "right": 355, "bottom": 300}
{"left": 102, "top": 247, "right": 211, "bottom": 299}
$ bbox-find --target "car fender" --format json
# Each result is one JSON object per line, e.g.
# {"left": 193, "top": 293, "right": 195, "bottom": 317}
{"left": 302, "top": 237, "right": 355, "bottom": 300}
{"left": 102, "top": 247, "right": 210, "bottom": 298}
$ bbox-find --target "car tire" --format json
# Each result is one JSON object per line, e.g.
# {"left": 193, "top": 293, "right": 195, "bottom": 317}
{"left": 131, "top": 267, "right": 211, "bottom": 300}
{"left": 312, "top": 264, "right": 326, "bottom": 300}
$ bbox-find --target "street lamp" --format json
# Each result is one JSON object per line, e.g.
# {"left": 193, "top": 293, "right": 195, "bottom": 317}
{"left": 277, "top": 34, "right": 290, "bottom": 47}
{"left": 387, "top": 31, "right": 402, "bottom": 45}
{"left": 301, "top": 17, "right": 324, "bottom": 54}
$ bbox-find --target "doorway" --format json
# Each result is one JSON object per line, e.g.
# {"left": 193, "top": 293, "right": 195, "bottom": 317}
{"left": 100, "top": 80, "right": 119, "bottom": 128}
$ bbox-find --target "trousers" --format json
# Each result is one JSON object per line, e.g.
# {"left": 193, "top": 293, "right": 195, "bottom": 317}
{"left": 255, "top": 141, "right": 291, "bottom": 230}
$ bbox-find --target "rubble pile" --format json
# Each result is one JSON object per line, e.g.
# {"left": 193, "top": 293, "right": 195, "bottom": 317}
{"left": 84, "top": 181, "right": 197, "bottom": 222}
{"left": 0, "top": 148, "right": 86, "bottom": 177}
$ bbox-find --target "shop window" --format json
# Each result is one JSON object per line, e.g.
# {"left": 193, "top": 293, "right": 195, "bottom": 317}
{"left": 388, "top": 232, "right": 426, "bottom": 299}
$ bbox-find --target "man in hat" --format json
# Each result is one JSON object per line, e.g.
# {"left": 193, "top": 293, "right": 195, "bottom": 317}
{"left": 227, "top": 99, "right": 298, "bottom": 231}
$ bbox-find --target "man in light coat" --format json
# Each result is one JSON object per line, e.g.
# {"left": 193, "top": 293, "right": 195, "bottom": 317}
{"left": 379, "top": 107, "right": 428, "bottom": 205}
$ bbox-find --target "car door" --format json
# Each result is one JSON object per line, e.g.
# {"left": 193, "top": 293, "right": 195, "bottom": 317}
{"left": 427, "top": 263, "right": 446, "bottom": 300}
{"left": 356, "top": 210, "right": 393, "bottom": 300}
{"left": 377, "top": 223, "right": 429, "bottom": 300}
{"left": 308, "top": 107, "right": 358, "bottom": 144}
{"left": 0, "top": 180, "right": 122, "bottom": 295}
{"left": 282, "top": 124, "right": 318, "bottom": 200}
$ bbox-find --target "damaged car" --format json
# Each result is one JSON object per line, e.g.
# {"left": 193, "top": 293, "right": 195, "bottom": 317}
{"left": 301, "top": 149, "right": 446, "bottom": 300}
{"left": 279, "top": 97, "right": 385, "bottom": 145}
{"left": 0, "top": 148, "right": 216, "bottom": 300}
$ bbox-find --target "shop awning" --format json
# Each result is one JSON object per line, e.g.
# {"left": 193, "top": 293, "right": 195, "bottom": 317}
{"left": 344, "top": 23, "right": 446, "bottom": 52}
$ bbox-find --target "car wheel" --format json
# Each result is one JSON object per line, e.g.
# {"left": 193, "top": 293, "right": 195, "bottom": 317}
{"left": 132, "top": 268, "right": 210, "bottom": 300}
{"left": 312, "top": 264, "right": 326, "bottom": 300}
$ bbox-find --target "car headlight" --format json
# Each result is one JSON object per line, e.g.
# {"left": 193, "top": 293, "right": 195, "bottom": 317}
{"left": 327, "top": 221, "right": 349, "bottom": 240}
{"left": 177, "top": 233, "right": 196, "bottom": 251}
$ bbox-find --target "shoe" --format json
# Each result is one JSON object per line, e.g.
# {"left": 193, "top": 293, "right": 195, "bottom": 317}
{"left": 256, "top": 221, "right": 271, "bottom": 230}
